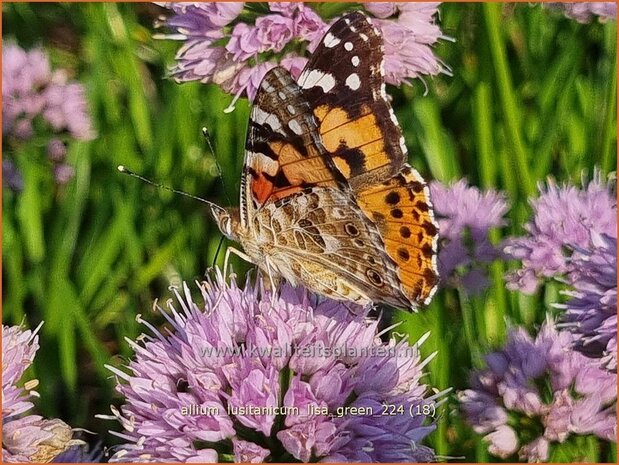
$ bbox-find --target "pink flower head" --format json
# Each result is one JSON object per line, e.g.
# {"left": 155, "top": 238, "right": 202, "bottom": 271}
{"left": 367, "top": 3, "right": 451, "bottom": 85}
{"left": 430, "top": 179, "right": 509, "bottom": 293}
{"left": 504, "top": 173, "right": 616, "bottom": 293}
{"left": 365, "top": 2, "right": 398, "bottom": 19}
{"left": 2, "top": 43, "right": 94, "bottom": 141}
{"left": 546, "top": 2, "right": 617, "bottom": 23}
{"left": 2, "top": 325, "right": 92, "bottom": 462}
{"left": 459, "top": 319, "right": 616, "bottom": 461}
{"left": 105, "top": 271, "right": 444, "bottom": 462}
{"left": 255, "top": 14, "right": 296, "bottom": 53}
{"left": 226, "top": 22, "right": 262, "bottom": 62}
{"left": 158, "top": 4, "right": 448, "bottom": 105}
{"left": 157, "top": 2, "right": 243, "bottom": 31}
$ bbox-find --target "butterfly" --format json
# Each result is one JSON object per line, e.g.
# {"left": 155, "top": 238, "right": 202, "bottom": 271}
{"left": 210, "top": 12, "right": 439, "bottom": 310}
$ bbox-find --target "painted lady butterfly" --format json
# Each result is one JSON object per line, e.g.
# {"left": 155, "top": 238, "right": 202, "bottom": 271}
{"left": 211, "top": 12, "right": 439, "bottom": 310}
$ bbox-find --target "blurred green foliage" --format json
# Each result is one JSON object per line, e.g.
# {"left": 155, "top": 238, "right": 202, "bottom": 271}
{"left": 2, "top": 2, "right": 616, "bottom": 461}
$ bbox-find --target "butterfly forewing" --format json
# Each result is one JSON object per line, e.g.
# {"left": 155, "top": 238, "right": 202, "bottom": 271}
{"left": 298, "top": 12, "right": 406, "bottom": 190}
{"left": 242, "top": 66, "right": 345, "bottom": 225}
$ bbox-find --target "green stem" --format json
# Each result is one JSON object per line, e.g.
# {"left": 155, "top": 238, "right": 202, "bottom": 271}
{"left": 473, "top": 82, "right": 496, "bottom": 189}
{"left": 483, "top": 3, "right": 535, "bottom": 197}
{"left": 600, "top": 51, "right": 617, "bottom": 173}
{"left": 458, "top": 288, "right": 483, "bottom": 367}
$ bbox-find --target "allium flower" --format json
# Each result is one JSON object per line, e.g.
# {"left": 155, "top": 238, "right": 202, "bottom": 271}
{"left": 364, "top": 2, "right": 399, "bottom": 19}
{"left": 156, "top": 2, "right": 326, "bottom": 109}
{"left": 429, "top": 180, "right": 509, "bottom": 293}
{"left": 157, "top": 3, "right": 448, "bottom": 109}
{"left": 2, "top": 44, "right": 94, "bottom": 141}
{"left": 546, "top": 2, "right": 617, "bottom": 23}
{"left": 2, "top": 325, "right": 40, "bottom": 421}
{"left": 2, "top": 324, "right": 89, "bottom": 463}
{"left": 364, "top": 2, "right": 451, "bottom": 85}
{"left": 459, "top": 319, "right": 616, "bottom": 462}
{"left": 555, "top": 233, "right": 617, "bottom": 372}
{"left": 504, "top": 174, "right": 616, "bottom": 293}
{"left": 2, "top": 159, "right": 23, "bottom": 192}
{"left": 2, "top": 43, "right": 94, "bottom": 188}
{"left": 103, "top": 272, "right": 445, "bottom": 462}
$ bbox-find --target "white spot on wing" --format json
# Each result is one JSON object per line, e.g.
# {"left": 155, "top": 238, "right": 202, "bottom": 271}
{"left": 389, "top": 108, "right": 398, "bottom": 124}
{"left": 253, "top": 106, "right": 284, "bottom": 134}
{"left": 323, "top": 32, "right": 341, "bottom": 48}
{"left": 262, "top": 80, "right": 274, "bottom": 93}
{"left": 351, "top": 56, "right": 360, "bottom": 67}
{"left": 344, "top": 42, "right": 354, "bottom": 51}
{"left": 409, "top": 166, "right": 424, "bottom": 183}
{"left": 278, "top": 91, "right": 287, "bottom": 100}
{"left": 345, "top": 73, "right": 361, "bottom": 91}
{"left": 286, "top": 104, "right": 296, "bottom": 115}
{"left": 288, "top": 119, "right": 304, "bottom": 135}
{"left": 399, "top": 136, "right": 408, "bottom": 155}
{"left": 299, "top": 69, "right": 336, "bottom": 93}
{"left": 359, "top": 33, "right": 369, "bottom": 42}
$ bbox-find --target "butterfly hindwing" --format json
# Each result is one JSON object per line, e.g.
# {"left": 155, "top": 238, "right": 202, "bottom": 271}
{"left": 298, "top": 12, "right": 439, "bottom": 306}
{"left": 356, "top": 165, "right": 439, "bottom": 305}
{"left": 253, "top": 186, "right": 410, "bottom": 307}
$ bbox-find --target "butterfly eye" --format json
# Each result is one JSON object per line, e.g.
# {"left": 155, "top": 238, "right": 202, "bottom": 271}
{"left": 222, "top": 215, "right": 233, "bottom": 237}
{"left": 211, "top": 206, "right": 235, "bottom": 239}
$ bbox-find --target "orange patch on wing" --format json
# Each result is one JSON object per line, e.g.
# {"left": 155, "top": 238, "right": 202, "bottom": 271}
{"left": 315, "top": 104, "right": 393, "bottom": 182}
{"left": 356, "top": 168, "right": 438, "bottom": 303}
{"left": 313, "top": 104, "right": 330, "bottom": 124}
{"left": 268, "top": 141, "right": 338, "bottom": 186}
{"left": 251, "top": 173, "right": 274, "bottom": 205}
{"left": 319, "top": 107, "right": 382, "bottom": 151}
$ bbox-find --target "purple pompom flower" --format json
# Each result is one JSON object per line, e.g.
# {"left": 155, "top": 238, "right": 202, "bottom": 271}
{"left": 429, "top": 180, "right": 509, "bottom": 293}
{"left": 2, "top": 43, "right": 94, "bottom": 189}
{"left": 2, "top": 159, "right": 24, "bottom": 192}
{"left": 103, "top": 272, "right": 445, "bottom": 462}
{"left": 156, "top": 3, "right": 449, "bottom": 111}
{"left": 364, "top": 2, "right": 451, "bottom": 85}
{"left": 555, "top": 233, "right": 617, "bottom": 372}
{"left": 546, "top": 2, "right": 617, "bottom": 23}
{"left": 504, "top": 174, "right": 616, "bottom": 294}
{"left": 156, "top": 2, "right": 327, "bottom": 110}
{"left": 459, "top": 319, "right": 616, "bottom": 461}
{"left": 2, "top": 324, "right": 40, "bottom": 422}
{"left": 2, "top": 44, "right": 94, "bottom": 141}
{"left": 2, "top": 325, "right": 90, "bottom": 463}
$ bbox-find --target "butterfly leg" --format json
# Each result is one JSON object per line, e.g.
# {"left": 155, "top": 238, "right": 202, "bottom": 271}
{"left": 222, "top": 246, "right": 253, "bottom": 279}
{"left": 207, "top": 246, "right": 255, "bottom": 311}
{"left": 221, "top": 246, "right": 280, "bottom": 308}
{"left": 263, "top": 256, "right": 283, "bottom": 309}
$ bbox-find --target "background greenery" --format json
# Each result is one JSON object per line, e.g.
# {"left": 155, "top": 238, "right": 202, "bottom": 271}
{"left": 2, "top": 2, "right": 616, "bottom": 462}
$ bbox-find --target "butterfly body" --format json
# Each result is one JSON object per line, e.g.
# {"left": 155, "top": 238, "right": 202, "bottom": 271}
{"left": 212, "top": 12, "right": 439, "bottom": 310}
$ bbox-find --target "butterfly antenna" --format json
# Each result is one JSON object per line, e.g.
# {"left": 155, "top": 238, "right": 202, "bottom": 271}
{"left": 117, "top": 165, "right": 224, "bottom": 215}
{"left": 201, "top": 127, "right": 233, "bottom": 206}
